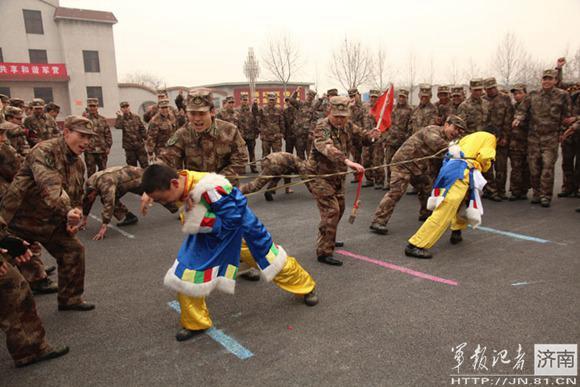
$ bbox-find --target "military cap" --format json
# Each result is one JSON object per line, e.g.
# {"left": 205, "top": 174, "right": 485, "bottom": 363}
{"left": 348, "top": 88, "right": 359, "bottom": 97}
{"left": 483, "top": 77, "right": 497, "bottom": 89}
{"left": 241, "top": 94, "right": 249, "bottom": 100}
{"left": 437, "top": 85, "right": 450, "bottom": 95}
{"left": 329, "top": 96, "right": 351, "bottom": 117}
{"left": 31, "top": 98, "right": 45, "bottom": 108}
{"left": 307, "top": 89, "right": 317, "bottom": 96}
{"left": 267, "top": 92, "right": 277, "bottom": 100}
{"left": 225, "top": 96, "right": 235, "bottom": 103}
{"left": 469, "top": 78, "right": 484, "bottom": 90}
{"left": 451, "top": 86, "right": 464, "bottom": 96}
{"left": 326, "top": 88, "right": 338, "bottom": 97}
{"left": 120, "top": 101, "right": 130, "bottom": 108}
{"left": 0, "top": 122, "right": 18, "bottom": 134}
{"left": 419, "top": 84, "right": 432, "bottom": 97}
{"left": 46, "top": 102, "right": 60, "bottom": 111}
{"left": 446, "top": 115, "right": 466, "bottom": 131}
{"left": 64, "top": 115, "right": 94, "bottom": 135}
{"left": 369, "top": 89, "right": 381, "bottom": 97}
{"left": 510, "top": 83, "right": 527, "bottom": 93}
{"left": 157, "top": 93, "right": 168, "bottom": 100}
{"left": 9, "top": 98, "right": 25, "bottom": 108}
{"left": 4, "top": 106, "right": 23, "bottom": 118}
{"left": 158, "top": 98, "right": 170, "bottom": 108}
{"left": 398, "top": 89, "right": 409, "bottom": 97}
{"left": 87, "top": 98, "right": 99, "bottom": 106}
{"left": 186, "top": 89, "right": 213, "bottom": 112}
{"left": 542, "top": 69, "right": 557, "bottom": 79}
{"left": 0, "top": 94, "right": 9, "bottom": 103}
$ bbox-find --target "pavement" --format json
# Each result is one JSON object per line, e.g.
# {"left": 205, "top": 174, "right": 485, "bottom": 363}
{"left": 1, "top": 130, "right": 579, "bottom": 386}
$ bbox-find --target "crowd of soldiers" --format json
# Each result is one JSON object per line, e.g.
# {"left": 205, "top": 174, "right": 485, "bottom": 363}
{"left": 0, "top": 56, "right": 579, "bottom": 368}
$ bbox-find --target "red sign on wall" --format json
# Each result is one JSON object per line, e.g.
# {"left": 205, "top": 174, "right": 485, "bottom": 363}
{"left": 0, "top": 62, "right": 69, "bottom": 81}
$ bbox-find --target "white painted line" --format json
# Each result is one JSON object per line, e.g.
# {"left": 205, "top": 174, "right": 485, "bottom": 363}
{"left": 88, "top": 213, "right": 136, "bottom": 239}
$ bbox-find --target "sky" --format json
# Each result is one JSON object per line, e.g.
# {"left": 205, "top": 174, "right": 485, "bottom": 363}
{"left": 60, "top": 0, "right": 580, "bottom": 93}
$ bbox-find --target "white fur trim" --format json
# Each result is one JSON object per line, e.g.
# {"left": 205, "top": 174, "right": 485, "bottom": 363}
{"left": 260, "top": 245, "right": 288, "bottom": 282}
{"left": 163, "top": 261, "right": 237, "bottom": 297}
{"left": 191, "top": 173, "right": 231, "bottom": 203}
{"left": 466, "top": 205, "right": 482, "bottom": 229}
{"left": 181, "top": 203, "right": 207, "bottom": 234}
{"left": 427, "top": 195, "right": 445, "bottom": 211}
{"left": 448, "top": 144, "right": 462, "bottom": 159}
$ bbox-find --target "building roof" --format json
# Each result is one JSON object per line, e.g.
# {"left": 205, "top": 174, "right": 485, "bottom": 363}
{"left": 54, "top": 7, "right": 118, "bottom": 24}
{"left": 118, "top": 83, "right": 157, "bottom": 95}
{"left": 196, "top": 81, "right": 313, "bottom": 88}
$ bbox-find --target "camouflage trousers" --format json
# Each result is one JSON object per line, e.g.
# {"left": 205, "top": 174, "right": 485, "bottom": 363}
{"left": 240, "top": 159, "right": 293, "bottom": 194}
{"left": 85, "top": 153, "right": 108, "bottom": 178}
{"left": 508, "top": 144, "right": 531, "bottom": 196}
{"left": 261, "top": 138, "right": 282, "bottom": 158}
{"left": 0, "top": 262, "right": 52, "bottom": 367}
{"left": 362, "top": 143, "right": 385, "bottom": 184}
{"left": 560, "top": 131, "right": 580, "bottom": 193}
{"left": 528, "top": 133, "right": 559, "bottom": 200}
{"left": 18, "top": 242, "right": 47, "bottom": 284}
{"left": 285, "top": 136, "right": 297, "bottom": 155}
{"left": 384, "top": 144, "right": 402, "bottom": 189}
{"left": 350, "top": 138, "right": 363, "bottom": 164}
{"left": 484, "top": 145, "right": 509, "bottom": 196}
{"left": 372, "top": 166, "right": 431, "bottom": 226}
{"left": 306, "top": 134, "right": 314, "bottom": 159}
{"left": 11, "top": 224, "right": 85, "bottom": 306}
{"left": 124, "top": 147, "right": 148, "bottom": 169}
{"left": 244, "top": 138, "right": 258, "bottom": 172}
{"left": 295, "top": 135, "right": 308, "bottom": 160}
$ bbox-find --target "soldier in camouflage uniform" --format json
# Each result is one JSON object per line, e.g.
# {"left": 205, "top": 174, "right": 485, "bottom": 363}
{"left": 1, "top": 106, "right": 30, "bottom": 157}
{"left": 508, "top": 84, "right": 531, "bottom": 200}
{"left": 513, "top": 69, "right": 572, "bottom": 207}
{"left": 146, "top": 99, "right": 177, "bottom": 162}
{"left": 284, "top": 97, "right": 298, "bottom": 155}
{"left": 259, "top": 93, "right": 285, "bottom": 158}
{"left": 457, "top": 79, "right": 490, "bottom": 134}
{"left": 409, "top": 84, "right": 437, "bottom": 134}
{"left": 289, "top": 88, "right": 317, "bottom": 160}
{"left": 306, "top": 96, "right": 379, "bottom": 266}
{"left": 45, "top": 102, "right": 61, "bottom": 139}
{"left": 0, "top": 125, "right": 21, "bottom": 200}
{"left": 115, "top": 101, "right": 148, "bottom": 168}
{"left": 370, "top": 116, "right": 466, "bottom": 235}
{"left": 384, "top": 89, "right": 413, "bottom": 191}
{"left": 435, "top": 85, "right": 452, "bottom": 125}
{"left": 85, "top": 98, "right": 112, "bottom": 177}
{"left": 349, "top": 88, "right": 368, "bottom": 170}
{"left": 0, "top": 116, "right": 96, "bottom": 311}
{"left": 363, "top": 89, "right": 385, "bottom": 189}
{"left": 23, "top": 99, "right": 59, "bottom": 146}
{"left": 448, "top": 86, "right": 464, "bottom": 116}
{"left": 483, "top": 77, "right": 514, "bottom": 201}
{"left": 0, "top": 94, "right": 9, "bottom": 123}
{"left": 216, "top": 96, "right": 239, "bottom": 126}
{"left": 236, "top": 95, "right": 259, "bottom": 173}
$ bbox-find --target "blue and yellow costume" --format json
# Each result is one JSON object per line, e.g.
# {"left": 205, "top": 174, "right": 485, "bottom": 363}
{"left": 167, "top": 170, "right": 316, "bottom": 331}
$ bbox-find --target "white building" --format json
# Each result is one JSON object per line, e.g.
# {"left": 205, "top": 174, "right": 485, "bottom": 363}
{"left": 0, "top": 0, "right": 120, "bottom": 117}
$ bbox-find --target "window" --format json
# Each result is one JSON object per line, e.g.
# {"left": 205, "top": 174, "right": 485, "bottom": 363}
{"left": 0, "top": 47, "right": 3, "bottom": 62}
{"left": 83, "top": 51, "right": 100, "bottom": 73}
{"left": 87, "top": 86, "right": 103, "bottom": 107}
{"left": 23, "top": 10, "right": 44, "bottom": 35}
{"left": 29, "top": 49, "right": 48, "bottom": 64}
{"left": 34, "top": 87, "right": 53, "bottom": 103}
{"left": 0, "top": 87, "right": 10, "bottom": 98}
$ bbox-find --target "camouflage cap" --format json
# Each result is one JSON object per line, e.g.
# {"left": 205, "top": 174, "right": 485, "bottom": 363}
{"left": 120, "top": 101, "right": 130, "bottom": 108}
{"left": 267, "top": 92, "right": 278, "bottom": 101}
{"left": 186, "top": 89, "right": 212, "bottom": 112}
{"left": 451, "top": 86, "right": 464, "bottom": 96}
{"left": 369, "top": 89, "right": 381, "bottom": 97}
{"left": 64, "top": 115, "right": 95, "bottom": 135}
{"left": 437, "top": 85, "right": 450, "bottom": 95}
{"left": 158, "top": 98, "right": 170, "bottom": 108}
{"left": 0, "top": 122, "right": 18, "bottom": 134}
{"left": 329, "top": 96, "right": 351, "bottom": 117}
{"left": 419, "top": 84, "right": 432, "bottom": 97}
{"left": 241, "top": 94, "right": 249, "bottom": 100}
{"left": 347, "top": 88, "right": 359, "bottom": 97}
{"left": 542, "top": 69, "right": 557, "bottom": 79}
{"left": 157, "top": 93, "right": 168, "bottom": 100}
{"left": 326, "top": 88, "right": 338, "bottom": 97}
{"left": 4, "top": 106, "right": 23, "bottom": 118}
{"left": 46, "top": 102, "right": 60, "bottom": 111}
{"left": 398, "top": 89, "right": 409, "bottom": 97}
{"left": 446, "top": 115, "right": 466, "bottom": 131}
{"left": 0, "top": 94, "right": 9, "bottom": 103}
{"left": 225, "top": 96, "right": 234, "bottom": 103}
{"left": 307, "top": 89, "right": 317, "bottom": 96}
{"left": 87, "top": 98, "right": 99, "bottom": 106}
{"left": 510, "top": 83, "right": 527, "bottom": 93}
{"left": 483, "top": 77, "right": 497, "bottom": 89}
{"left": 470, "top": 78, "right": 484, "bottom": 90}
{"left": 8, "top": 98, "right": 24, "bottom": 107}
{"left": 31, "top": 98, "right": 45, "bottom": 108}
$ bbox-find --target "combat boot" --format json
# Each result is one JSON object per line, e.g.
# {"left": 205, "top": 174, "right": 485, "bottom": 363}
{"left": 31, "top": 277, "right": 58, "bottom": 295}
{"left": 369, "top": 223, "right": 388, "bottom": 235}
{"left": 117, "top": 212, "right": 138, "bottom": 227}
{"left": 540, "top": 198, "right": 551, "bottom": 208}
{"left": 16, "top": 345, "right": 69, "bottom": 368}
{"left": 264, "top": 191, "right": 274, "bottom": 201}
{"left": 317, "top": 255, "right": 343, "bottom": 266}
{"left": 530, "top": 197, "right": 541, "bottom": 204}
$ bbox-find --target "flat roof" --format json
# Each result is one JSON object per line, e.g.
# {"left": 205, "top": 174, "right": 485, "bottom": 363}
{"left": 195, "top": 81, "right": 314, "bottom": 88}
{"left": 54, "top": 7, "right": 118, "bottom": 24}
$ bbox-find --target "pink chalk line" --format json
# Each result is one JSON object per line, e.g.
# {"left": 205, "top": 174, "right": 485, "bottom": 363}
{"left": 335, "top": 249, "right": 459, "bottom": 286}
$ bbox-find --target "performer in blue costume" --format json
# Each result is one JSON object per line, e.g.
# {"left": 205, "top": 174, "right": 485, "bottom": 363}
{"left": 141, "top": 164, "right": 318, "bottom": 341}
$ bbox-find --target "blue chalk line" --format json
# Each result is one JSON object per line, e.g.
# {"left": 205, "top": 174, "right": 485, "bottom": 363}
{"left": 473, "top": 226, "right": 550, "bottom": 244}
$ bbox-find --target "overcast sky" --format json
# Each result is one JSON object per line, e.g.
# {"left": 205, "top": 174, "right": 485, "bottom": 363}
{"left": 61, "top": 0, "right": 580, "bottom": 92}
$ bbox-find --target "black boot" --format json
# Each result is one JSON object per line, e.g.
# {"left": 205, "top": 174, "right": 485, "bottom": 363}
{"left": 264, "top": 191, "right": 274, "bottom": 201}
{"left": 31, "top": 278, "right": 58, "bottom": 295}
{"left": 404, "top": 244, "right": 432, "bottom": 259}
{"left": 45, "top": 265, "right": 56, "bottom": 275}
{"left": 334, "top": 241, "right": 344, "bottom": 247}
{"left": 450, "top": 230, "right": 463, "bottom": 245}
{"left": 176, "top": 328, "right": 206, "bottom": 342}
{"left": 369, "top": 223, "right": 388, "bottom": 235}
{"left": 317, "top": 255, "right": 343, "bottom": 266}
{"left": 117, "top": 212, "right": 138, "bottom": 227}
{"left": 16, "top": 345, "right": 69, "bottom": 368}
{"left": 58, "top": 302, "right": 95, "bottom": 311}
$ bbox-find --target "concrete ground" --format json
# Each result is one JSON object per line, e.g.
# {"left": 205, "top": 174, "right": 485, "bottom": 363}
{"left": 1, "top": 131, "right": 578, "bottom": 386}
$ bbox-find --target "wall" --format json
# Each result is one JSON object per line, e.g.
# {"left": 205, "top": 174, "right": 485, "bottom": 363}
{"left": 118, "top": 85, "right": 157, "bottom": 116}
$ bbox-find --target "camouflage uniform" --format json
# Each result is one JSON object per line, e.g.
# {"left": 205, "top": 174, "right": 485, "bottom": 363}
{"left": 363, "top": 97, "right": 384, "bottom": 187}
{"left": 434, "top": 85, "right": 452, "bottom": 125}
{"left": 0, "top": 135, "right": 88, "bottom": 306}
{"left": 560, "top": 91, "right": 580, "bottom": 194}
{"left": 384, "top": 93, "right": 413, "bottom": 189}
{"left": 515, "top": 70, "right": 572, "bottom": 201}
{"left": 240, "top": 152, "right": 305, "bottom": 194}
{"left": 259, "top": 102, "right": 285, "bottom": 157}
{"left": 349, "top": 99, "right": 368, "bottom": 165}
{"left": 146, "top": 108, "right": 177, "bottom": 160}
{"left": 289, "top": 90, "right": 317, "bottom": 160}
{"left": 372, "top": 125, "right": 449, "bottom": 227}
{"left": 457, "top": 79, "right": 491, "bottom": 134}
{"left": 0, "top": 142, "right": 21, "bottom": 200}
{"left": 114, "top": 111, "right": 148, "bottom": 168}
{"left": 45, "top": 115, "right": 61, "bottom": 140}
{"left": 0, "top": 122, "right": 30, "bottom": 157}
{"left": 216, "top": 107, "right": 239, "bottom": 127}
{"left": 509, "top": 92, "right": 531, "bottom": 198}
{"left": 409, "top": 85, "right": 437, "bottom": 134}
{"left": 85, "top": 109, "right": 112, "bottom": 177}
{"left": 23, "top": 113, "right": 58, "bottom": 147}
{"left": 236, "top": 102, "right": 259, "bottom": 172}
{"left": 284, "top": 102, "right": 298, "bottom": 156}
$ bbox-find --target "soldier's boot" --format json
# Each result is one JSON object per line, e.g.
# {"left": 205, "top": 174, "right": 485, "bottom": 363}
{"left": 58, "top": 302, "right": 95, "bottom": 312}
{"left": 404, "top": 244, "right": 432, "bottom": 259}
{"left": 369, "top": 223, "right": 388, "bottom": 235}
{"left": 176, "top": 327, "right": 206, "bottom": 342}
{"left": 264, "top": 191, "right": 274, "bottom": 202}
{"left": 317, "top": 255, "right": 343, "bottom": 266}
{"left": 540, "top": 198, "right": 551, "bottom": 208}
{"left": 557, "top": 190, "right": 576, "bottom": 198}
{"left": 450, "top": 230, "right": 463, "bottom": 245}
{"left": 509, "top": 193, "right": 527, "bottom": 201}
{"left": 45, "top": 265, "right": 56, "bottom": 275}
{"left": 489, "top": 194, "right": 503, "bottom": 202}
{"left": 530, "top": 196, "right": 541, "bottom": 204}
{"left": 303, "top": 289, "right": 319, "bottom": 306}
{"left": 576, "top": 207, "right": 580, "bottom": 213}
{"left": 362, "top": 180, "right": 374, "bottom": 188}
{"left": 16, "top": 345, "right": 70, "bottom": 368}
{"left": 406, "top": 188, "right": 418, "bottom": 195}
{"left": 499, "top": 193, "right": 509, "bottom": 201}
{"left": 30, "top": 277, "right": 58, "bottom": 295}
{"left": 334, "top": 241, "right": 344, "bottom": 247}
{"left": 117, "top": 212, "right": 138, "bottom": 227}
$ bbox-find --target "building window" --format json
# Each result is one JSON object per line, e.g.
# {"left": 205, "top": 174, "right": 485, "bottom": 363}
{"left": 34, "top": 87, "right": 53, "bottom": 103}
{"left": 0, "top": 47, "right": 3, "bottom": 62}
{"left": 83, "top": 51, "right": 100, "bottom": 73}
{"left": 0, "top": 87, "right": 10, "bottom": 98}
{"left": 87, "top": 86, "right": 103, "bottom": 107}
{"left": 29, "top": 49, "right": 48, "bottom": 64}
{"left": 23, "top": 10, "right": 44, "bottom": 35}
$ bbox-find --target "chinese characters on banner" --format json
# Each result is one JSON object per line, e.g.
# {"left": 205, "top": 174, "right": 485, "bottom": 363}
{"left": 0, "top": 62, "right": 69, "bottom": 81}
{"left": 233, "top": 87, "right": 307, "bottom": 107}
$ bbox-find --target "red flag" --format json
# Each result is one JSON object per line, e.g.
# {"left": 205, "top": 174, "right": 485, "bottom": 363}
{"left": 370, "top": 84, "right": 395, "bottom": 132}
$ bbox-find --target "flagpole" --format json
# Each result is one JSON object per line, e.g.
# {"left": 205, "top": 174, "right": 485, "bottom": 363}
{"left": 374, "top": 83, "right": 392, "bottom": 131}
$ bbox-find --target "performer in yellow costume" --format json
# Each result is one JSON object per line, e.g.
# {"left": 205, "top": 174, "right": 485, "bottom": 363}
{"left": 405, "top": 132, "right": 497, "bottom": 259}
{"left": 141, "top": 164, "right": 317, "bottom": 342}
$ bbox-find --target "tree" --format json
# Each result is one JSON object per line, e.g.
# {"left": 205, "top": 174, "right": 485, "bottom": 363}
{"left": 463, "top": 57, "right": 482, "bottom": 84}
{"left": 493, "top": 32, "right": 528, "bottom": 87}
{"left": 370, "top": 47, "right": 394, "bottom": 91}
{"left": 262, "top": 33, "right": 302, "bottom": 94}
{"left": 406, "top": 52, "right": 417, "bottom": 105}
{"left": 329, "top": 37, "right": 373, "bottom": 91}
{"left": 447, "top": 57, "right": 460, "bottom": 85}
{"left": 122, "top": 71, "right": 165, "bottom": 91}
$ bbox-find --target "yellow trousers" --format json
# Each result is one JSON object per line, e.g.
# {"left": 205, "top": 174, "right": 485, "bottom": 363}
{"left": 178, "top": 243, "right": 316, "bottom": 331}
{"left": 408, "top": 176, "right": 470, "bottom": 249}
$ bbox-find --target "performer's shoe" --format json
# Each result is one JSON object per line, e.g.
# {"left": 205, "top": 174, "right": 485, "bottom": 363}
{"left": 304, "top": 290, "right": 319, "bottom": 306}
{"left": 264, "top": 191, "right": 274, "bottom": 201}
{"left": 369, "top": 223, "right": 388, "bottom": 235}
{"left": 404, "top": 244, "right": 432, "bottom": 259}
{"left": 176, "top": 328, "right": 206, "bottom": 342}
{"left": 530, "top": 197, "right": 541, "bottom": 204}
{"left": 540, "top": 198, "right": 551, "bottom": 208}
{"left": 362, "top": 181, "right": 374, "bottom": 188}
{"left": 117, "top": 212, "right": 138, "bottom": 227}
{"left": 285, "top": 188, "right": 294, "bottom": 194}
{"left": 45, "top": 265, "right": 56, "bottom": 276}
{"left": 58, "top": 302, "right": 95, "bottom": 312}
{"left": 334, "top": 241, "right": 344, "bottom": 247}
{"left": 31, "top": 278, "right": 58, "bottom": 295}
{"left": 239, "top": 268, "right": 261, "bottom": 282}
{"left": 16, "top": 345, "right": 69, "bottom": 368}
{"left": 406, "top": 189, "right": 418, "bottom": 195}
{"left": 317, "top": 255, "right": 343, "bottom": 266}
{"left": 450, "top": 230, "right": 463, "bottom": 245}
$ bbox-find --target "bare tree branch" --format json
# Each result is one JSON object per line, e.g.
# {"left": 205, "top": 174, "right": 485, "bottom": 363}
{"left": 370, "top": 47, "right": 395, "bottom": 90}
{"left": 329, "top": 37, "right": 373, "bottom": 91}
{"left": 122, "top": 71, "right": 165, "bottom": 91}
{"left": 262, "top": 33, "right": 302, "bottom": 93}
{"left": 493, "top": 32, "right": 528, "bottom": 86}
